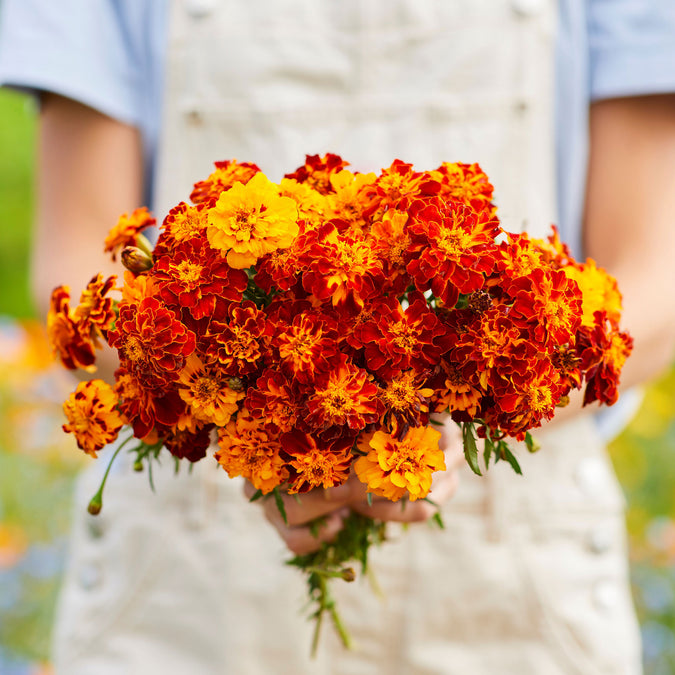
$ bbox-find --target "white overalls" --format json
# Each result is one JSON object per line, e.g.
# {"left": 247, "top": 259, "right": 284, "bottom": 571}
{"left": 52, "top": 1, "right": 642, "bottom": 673}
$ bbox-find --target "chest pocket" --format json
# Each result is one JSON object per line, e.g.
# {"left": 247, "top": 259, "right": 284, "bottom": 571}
{"left": 159, "top": 0, "right": 557, "bottom": 234}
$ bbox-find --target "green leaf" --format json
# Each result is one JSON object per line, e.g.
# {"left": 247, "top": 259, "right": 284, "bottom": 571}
{"left": 483, "top": 437, "right": 494, "bottom": 469}
{"left": 273, "top": 487, "right": 288, "bottom": 525}
{"left": 462, "top": 423, "right": 482, "bottom": 476}
{"left": 503, "top": 447, "right": 523, "bottom": 475}
{"left": 248, "top": 488, "right": 264, "bottom": 503}
{"left": 366, "top": 492, "right": 373, "bottom": 507}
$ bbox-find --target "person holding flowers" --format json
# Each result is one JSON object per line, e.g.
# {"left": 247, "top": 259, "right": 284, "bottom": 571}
{"left": 2, "top": 1, "right": 675, "bottom": 673}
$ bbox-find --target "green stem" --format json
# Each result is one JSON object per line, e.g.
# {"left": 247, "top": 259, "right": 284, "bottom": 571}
{"left": 87, "top": 434, "right": 134, "bottom": 514}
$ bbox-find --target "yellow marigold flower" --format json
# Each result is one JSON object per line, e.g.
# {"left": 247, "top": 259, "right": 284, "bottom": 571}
{"left": 564, "top": 259, "right": 623, "bottom": 328}
{"left": 278, "top": 177, "right": 328, "bottom": 230}
{"left": 354, "top": 425, "right": 446, "bottom": 502}
{"left": 326, "top": 170, "right": 377, "bottom": 230}
{"left": 63, "top": 379, "right": 125, "bottom": 457}
{"left": 215, "top": 410, "right": 287, "bottom": 494}
{"left": 178, "top": 353, "right": 244, "bottom": 426}
{"left": 206, "top": 172, "right": 299, "bottom": 269}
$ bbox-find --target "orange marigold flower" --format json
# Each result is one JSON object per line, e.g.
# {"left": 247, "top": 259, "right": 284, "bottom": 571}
{"left": 121, "top": 269, "right": 156, "bottom": 304}
{"left": 108, "top": 297, "right": 196, "bottom": 386}
{"left": 272, "top": 309, "right": 339, "bottom": 384}
{"left": 114, "top": 366, "right": 186, "bottom": 440}
{"left": 354, "top": 425, "right": 445, "bottom": 502}
{"left": 178, "top": 353, "right": 245, "bottom": 426}
{"left": 564, "top": 258, "right": 623, "bottom": 328}
{"left": 206, "top": 301, "right": 272, "bottom": 375}
{"left": 305, "top": 356, "right": 383, "bottom": 433}
{"left": 430, "top": 361, "right": 483, "bottom": 417}
{"left": 104, "top": 207, "right": 155, "bottom": 261}
{"left": 73, "top": 273, "right": 118, "bottom": 342}
{"left": 215, "top": 410, "right": 287, "bottom": 494}
{"left": 509, "top": 268, "right": 583, "bottom": 350}
{"left": 206, "top": 172, "right": 299, "bottom": 269}
{"left": 494, "top": 233, "right": 546, "bottom": 287}
{"left": 153, "top": 239, "right": 248, "bottom": 319}
{"left": 62, "top": 379, "right": 125, "bottom": 457}
{"left": 433, "top": 162, "right": 496, "bottom": 216}
{"left": 278, "top": 177, "right": 329, "bottom": 229}
{"left": 284, "top": 153, "right": 350, "bottom": 195}
{"left": 406, "top": 198, "right": 500, "bottom": 306}
{"left": 282, "top": 431, "right": 353, "bottom": 494}
{"left": 379, "top": 370, "right": 433, "bottom": 437}
{"left": 154, "top": 201, "right": 209, "bottom": 257}
{"left": 47, "top": 286, "right": 97, "bottom": 371}
{"left": 190, "top": 159, "right": 260, "bottom": 205}
{"left": 299, "top": 221, "right": 385, "bottom": 307}
{"left": 325, "top": 169, "right": 378, "bottom": 230}
{"left": 368, "top": 209, "right": 412, "bottom": 295}
{"left": 246, "top": 369, "right": 302, "bottom": 434}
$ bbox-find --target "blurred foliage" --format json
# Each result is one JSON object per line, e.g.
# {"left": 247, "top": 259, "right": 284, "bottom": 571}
{"left": 1, "top": 88, "right": 674, "bottom": 674}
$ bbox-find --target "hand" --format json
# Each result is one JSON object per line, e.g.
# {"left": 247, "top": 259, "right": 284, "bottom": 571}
{"left": 243, "top": 414, "right": 465, "bottom": 555}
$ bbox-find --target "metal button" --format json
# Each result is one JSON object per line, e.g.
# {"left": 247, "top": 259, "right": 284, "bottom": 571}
{"left": 78, "top": 562, "right": 102, "bottom": 591}
{"left": 184, "top": 0, "right": 217, "bottom": 19}
{"left": 511, "top": 0, "right": 544, "bottom": 17}
{"left": 586, "top": 529, "right": 612, "bottom": 555}
{"left": 593, "top": 580, "right": 619, "bottom": 611}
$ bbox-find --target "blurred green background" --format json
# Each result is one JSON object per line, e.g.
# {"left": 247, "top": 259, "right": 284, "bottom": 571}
{"left": 1, "top": 86, "right": 675, "bottom": 674}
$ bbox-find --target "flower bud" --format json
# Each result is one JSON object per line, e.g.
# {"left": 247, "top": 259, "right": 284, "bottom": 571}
{"left": 133, "top": 459, "right": 144, "bottom": 472}
{"left": 228, "top": 377, "right": 244, "bottom": 391}
{"left": 340, "top": 567, "right": 356, "bottom": 582}
{"left": 88, "top": 493, "right": 102, "bottom": 515}
{"left": 121, "top": 246, "right": 153, "bottom": 273}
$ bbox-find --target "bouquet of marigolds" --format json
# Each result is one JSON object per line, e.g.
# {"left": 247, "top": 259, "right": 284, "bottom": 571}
{"left": 49, "top": 154, "right": 632, "bottom": 652}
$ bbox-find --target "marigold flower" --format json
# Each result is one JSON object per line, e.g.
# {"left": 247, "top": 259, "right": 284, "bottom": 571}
{"left": 154, "top": 201, "right": 210, "bottom": 257}
{"left": 206, "top": 172, "right": 299, "bottom": 269}
{"left": 433, "top": 162, "right": 496, "bottom": 216}
{"left": 379, "top": 370, "right": 434, "bottom": 437}
{"left": 206, "top": 301, "right": 271, "bottom": 375}
{"left": 153, "top": 239, "right": 248, "bottom": 319}
{"left": 305, "top": 357, "right": 382, "bottom": 433}
{"left": 430, "top": 361, "right": 483, "bottom": 417}
{"left": 47, "top": 286, "right": 97, "bottom": 371}
{"left": 368, "top": 210, "right": 412, "bottom": 295}
{"left": 278, "top": 177, "right": 328, "bottom": 229}
{"left": 246, "top": 369, "right": 302, "bottom": 434}
{"left": 564, "top": 258, "right": 623, "bottom": 328}
{"left": 354, "top": 425, "right": 445, "bottom": 502}
{"left": 325, "top": 170, "right": 377, "bottom": 230}
{"left": 62, "top": 379, "right": 125, "bottom": 457}
{"left": 178, "top": 353, "right": 245, "bottom": 426}
{"left": 164, "top": 425, "right": 213, "bottom": 463}
{"left": 104, "top": 207, "right": 155, "bottom": 261}
{"left": 284, "top": 153, "right": 349, "bottom": 194}
{"left": 108, "top": 297, "right": 196, "bottom": 386}
{"left": 190, "top": 159, "right": 260, "bottom": 204}
{"left": 406, "top": 198, "right": 499, "bottom": 306}
{"left": 216, "top": 410, "right": 287, "bottom": 494}
{"left": 282, "top": 431, "right": 353, "bottom": 494}
{"left": 73, "top": 273, "right": 118, "bottom": 340}
{"left": 121, "top": 270, "right": 156, "bottom": 304}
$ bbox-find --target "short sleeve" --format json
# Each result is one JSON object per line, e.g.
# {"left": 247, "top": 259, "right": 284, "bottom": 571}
{"left": 588, "top": 0, "right": 675, "bottom": 101}
{"left": 0, "top": 0, "right": 161, "bottom": 128}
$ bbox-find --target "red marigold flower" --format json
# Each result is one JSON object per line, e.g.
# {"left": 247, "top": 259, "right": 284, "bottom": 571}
{"left": 429, "top": 360, "right": 483, "bottom": 418}
{"left": 164, "top": 425, "right": 213, "bottom": 463}
{"left": 354, "top": 425, "right": 445, "bottom": 502}
{"left": 509, "top": 267, "right": 583, "bottom": 351}
{"left": 47, "top": 286, "right": 97, "bottom": 371}
{"left": 433, "top": 162, "right": 496, "bottom": 216}
{"left": 190, "top": 159, "right": 260, "bottom": 204}
{"left": 153, "top": 201, "right": 209, "bottom": 257}
{"left": 357, "top": 293, "right": 451, "bottom": 380}
{"left": 282, "top": 431, "right": 353, "bottom": 494}
{"left": 178, "top": 353, "right": 245, "bottom": 426}
{"left": 206, "top": 301, "right": 272, "bottom": 376}
{"left": 216, "top": 410, "right": 287, "bottom": 494}
{"left": 284, "top": 153, "right": 350, "bottom": 195}
{"left": 493, "top": 233, "right": 547, "bottom": 289}
{"left": 299, "top": 221, "right": 385, "bottom": 307}
{"left": 368, "top": 210, "right": 413, "bottom": 296}
{"left": 62, "top": 379, "right": 125, "bottom": 457}
{"left": 108, "top": 297, "right": 196, "bottom": 386}
{"left": 271, "top": 308, "right": 339, "bottom": 384}
{"left": 406, "top": 198, "right": 500, "bottom": 306}
{"left": 104, "top": 207, "right": 155, "bottom": 261}
{"left": 305, "top": 356, "right": 383, "bottom": 433}
{"left": 246, "top": 369, "right": 303, "bottom": 434}
{"left": 114, "top": 367, "right": 186, "bottom": 440}
{"left": 578, "top": 313, "right": 633, "bottom": 406}
{"left": 153, "top": 239, "right": 248, "bottom": 319}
